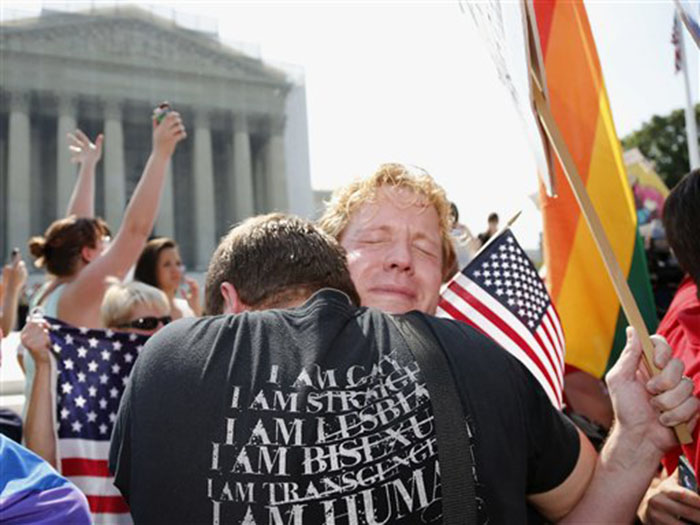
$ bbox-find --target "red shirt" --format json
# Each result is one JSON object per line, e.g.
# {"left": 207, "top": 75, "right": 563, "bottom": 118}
{"left": 659, "top": 276, "right": 700, "bottom": 474}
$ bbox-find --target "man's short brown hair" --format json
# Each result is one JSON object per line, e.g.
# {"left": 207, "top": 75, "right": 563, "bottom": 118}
{"left": 317, "top": 163, "right": 456, "bottom": 281}
{"left": 204, "top": 213, "right": 360, "bottom": 315}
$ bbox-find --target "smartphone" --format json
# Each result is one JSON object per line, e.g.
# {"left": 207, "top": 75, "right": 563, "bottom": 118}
{"left": 152, "top": 102, "right": 172, "bottom": 126}
{"left": 678, "top": 455, "right": 699, "bottom": 493}
{"left": 9, "top": 247, "right": 19, "bottom": 263}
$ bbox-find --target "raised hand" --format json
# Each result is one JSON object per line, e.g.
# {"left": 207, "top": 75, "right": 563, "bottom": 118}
{"left": 0, "top": 251, "right": 27, "bottom": 334}
{"left": 68, "top": 129, "right": 103, "bottom": 166}
{"left": 2, "top": 254, "right": 27, "bottom": 297}
{"left": 152, "top": 111, "right": 186, "bottom": 159}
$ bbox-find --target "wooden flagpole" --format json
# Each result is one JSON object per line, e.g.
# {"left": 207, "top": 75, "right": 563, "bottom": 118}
{"left": 531, "top": 84, "right": 692, "bottom": 444}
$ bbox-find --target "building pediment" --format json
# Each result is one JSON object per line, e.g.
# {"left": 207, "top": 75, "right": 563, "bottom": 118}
{"left": 0, "top": 7, "right": 288, "bottom": 87}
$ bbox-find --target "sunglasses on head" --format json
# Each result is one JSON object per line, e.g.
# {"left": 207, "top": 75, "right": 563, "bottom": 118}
{"left": 117, "top": 316, "right": 172, "bottom": 331}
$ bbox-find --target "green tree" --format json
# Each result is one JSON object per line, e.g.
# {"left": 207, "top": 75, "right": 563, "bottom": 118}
{"left": 622, "top": 105, "right": 700, "bottom": 188}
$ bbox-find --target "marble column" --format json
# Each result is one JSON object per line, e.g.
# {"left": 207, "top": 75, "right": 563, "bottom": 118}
{"left": 265, "top": 115, "right": 288, "bottom": 212}
{"left": 253, "top": 148, "right": 266, "bottom": 213}
{"left": 155, "top": 161, "right": 175, "bottom": 239}
{"left": 231, "top": 114, "right": 254, "bottom": 222}
{"left": 7, "top": 92, "right": 32, "bottom": 255}
{"left": 103, "top": 100, "right": 126, "bottom": 229}
{"left": 193, "top": 110, "right": 216, "bottom": 269}
{"left": 56, "top": 95, "right": 77, "bottom": 216}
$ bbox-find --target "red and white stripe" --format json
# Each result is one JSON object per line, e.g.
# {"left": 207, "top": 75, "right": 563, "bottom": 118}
{"left": 437, "top": 272, "right": 565, "bottom": 408}
{"left": 59, "top": 438, "right": 132, "bottom": 524}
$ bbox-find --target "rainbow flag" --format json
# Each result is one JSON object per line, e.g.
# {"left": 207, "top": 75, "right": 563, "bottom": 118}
{"left": 531, "top": 0, "right": 657, "bottom": 378}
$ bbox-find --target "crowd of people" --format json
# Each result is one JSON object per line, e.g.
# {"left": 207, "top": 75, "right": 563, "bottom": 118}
{"left": 0, "top": 105, "right": 699, "bottom": 524}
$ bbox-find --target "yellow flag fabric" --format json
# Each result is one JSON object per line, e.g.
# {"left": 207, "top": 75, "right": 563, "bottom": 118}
{"left": 532, "top": 0, "right": 657, "bottom": 378}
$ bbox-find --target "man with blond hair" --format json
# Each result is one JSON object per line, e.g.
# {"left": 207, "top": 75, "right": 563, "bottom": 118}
{"left": 318, "top": 163, "right": 698, "bottom": 522}
{"left": 319, "top": 163, "right": 456, "bottom": 316}
{"left": 107, "top": 207, "right": 695, "bottom": 524}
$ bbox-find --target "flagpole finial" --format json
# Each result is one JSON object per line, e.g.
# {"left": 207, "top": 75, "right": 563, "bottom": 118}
{"left": 507, "top": 210, "right": 523, "bottom": 228}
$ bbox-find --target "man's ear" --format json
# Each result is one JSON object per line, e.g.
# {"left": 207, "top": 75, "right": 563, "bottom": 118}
{"left": 220, "top": 282, "right": 247, "bottom": 314}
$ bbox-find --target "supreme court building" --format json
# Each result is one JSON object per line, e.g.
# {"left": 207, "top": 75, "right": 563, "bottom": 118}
{"left": 0, "top": 7, "right": 313, "bottom": 269}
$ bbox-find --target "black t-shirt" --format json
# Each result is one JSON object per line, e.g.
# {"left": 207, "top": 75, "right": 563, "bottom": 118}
{"left": 478, "top": 232, "right": 492, "bottom": 246}
{"left": 110, "top": 290, "right": 579, "bottom": 524}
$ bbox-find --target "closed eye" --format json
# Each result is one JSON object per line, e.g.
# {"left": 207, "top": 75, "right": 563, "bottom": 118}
{"left": 359, "top": 236, "right": 388, "bottom": 244}
{"left": 414, "top": 242, "right": 438, "bottom": 258}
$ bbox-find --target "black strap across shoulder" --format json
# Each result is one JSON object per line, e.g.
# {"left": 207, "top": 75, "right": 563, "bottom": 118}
{"left": 389, "top": 313, "right": 477, "bottom": 525}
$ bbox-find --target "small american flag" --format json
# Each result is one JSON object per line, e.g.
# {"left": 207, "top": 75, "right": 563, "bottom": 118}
{"left": 438, "top": 230, "right": 565, "bottom": 408}
{"left": 46, "top": 317, "right": 148, "bottom": 524}
{"left": 673, "top": 13, "right": 683, "bottom": 74}
{"left": 674, "top": 1, "right": 700, "bottom": 57}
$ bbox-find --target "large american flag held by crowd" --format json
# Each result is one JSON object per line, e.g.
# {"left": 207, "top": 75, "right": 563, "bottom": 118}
{"left": 438, "top": 229, "right": 566, "bottom": 408}
{"left": 46, "top": 317, "right": 149, "bottom": 524}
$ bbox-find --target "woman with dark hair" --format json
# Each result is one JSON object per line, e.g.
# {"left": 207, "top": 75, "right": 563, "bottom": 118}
{"left": 20, "top": 109, "right": 186, "bottom": 418}
{"left": 27, "top": 111, "right": 185, "bottom": 327}
{"left": 134, "top": 237, "right": 201, "bottom": 318}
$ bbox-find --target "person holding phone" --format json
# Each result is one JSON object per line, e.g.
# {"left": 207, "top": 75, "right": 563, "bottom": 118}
{"left": 1, "top": 249, "right": 28, "bottom": 336}
{"left": 134, "top": 237, "right": 202, "bottom": 318}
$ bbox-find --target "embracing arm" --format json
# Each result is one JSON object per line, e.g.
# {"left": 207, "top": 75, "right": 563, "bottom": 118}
{"left": 65, "top": 130, "right": 103, "bottom": 218}
{"left": 556, "top": 424, "right": 666, "bottom": 522}
{"left": 527, "top": 429, "right": 596, "bottom": 521}
{"left": 530, "top": 329, "right": 699, "bottom": 522}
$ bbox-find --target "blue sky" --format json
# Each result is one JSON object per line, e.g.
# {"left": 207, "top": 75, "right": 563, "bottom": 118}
{"left": 3, "top": 1, "right": 697, "bottom": 248}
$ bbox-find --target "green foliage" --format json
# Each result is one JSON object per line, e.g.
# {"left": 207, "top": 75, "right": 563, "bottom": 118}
{"left": 622, "top": 105, "right": 700, "bottom": 189}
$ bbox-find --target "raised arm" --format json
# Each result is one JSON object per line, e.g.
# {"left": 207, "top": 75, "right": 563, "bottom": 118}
{"left": 21, "top": 319, "right": 57, "bottom": 467}
{"left": 65, "top": 130, "right": 103, "bottom": 218}
{"left": 58, "top": 112, "right": 186, "bottom": 327}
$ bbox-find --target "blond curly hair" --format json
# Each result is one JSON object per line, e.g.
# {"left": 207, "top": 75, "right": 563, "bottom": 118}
{"left": 318, "top": 163, "right": 456, "bottom": 281}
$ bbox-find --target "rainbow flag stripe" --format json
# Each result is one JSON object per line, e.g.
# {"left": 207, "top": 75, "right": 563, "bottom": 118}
{"left": 532, "top": 0, "right": 657, "bottom": 378}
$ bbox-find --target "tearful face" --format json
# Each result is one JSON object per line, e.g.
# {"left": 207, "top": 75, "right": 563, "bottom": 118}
{"left": 340, "top": 186, "right": 443, "bottom": 315}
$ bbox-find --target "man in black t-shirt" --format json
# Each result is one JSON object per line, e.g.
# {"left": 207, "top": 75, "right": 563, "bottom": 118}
{"left": 316, "top": 164, "right": 697, "bottom": 522}
{"left": 111, "top": 213, "right": 697, "bottom": 524}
